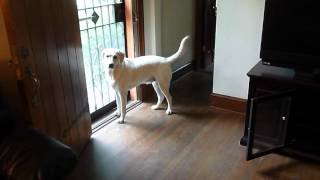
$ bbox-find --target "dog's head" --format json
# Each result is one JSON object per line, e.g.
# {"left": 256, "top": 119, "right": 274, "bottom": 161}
{"left": 101, "top": 48, "right": 125, "bottom": 70}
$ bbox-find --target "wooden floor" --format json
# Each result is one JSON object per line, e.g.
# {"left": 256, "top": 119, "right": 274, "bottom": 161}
{"left": 67, "top": 71, "right": 320, "bottom": 180}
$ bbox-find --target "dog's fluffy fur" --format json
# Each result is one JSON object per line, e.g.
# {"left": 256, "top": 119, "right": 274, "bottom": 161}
{"left": 102, "top": 36, "right": 190, "bottom": 123}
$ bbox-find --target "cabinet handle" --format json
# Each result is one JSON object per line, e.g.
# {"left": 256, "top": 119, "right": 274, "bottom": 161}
{"left": 282, "top": 116, "right": 287, "bottom": 121}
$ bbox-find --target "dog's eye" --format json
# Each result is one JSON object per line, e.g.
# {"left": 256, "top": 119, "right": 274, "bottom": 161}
{"left": 113, "top": 55, "right": 117, "bottom": 59}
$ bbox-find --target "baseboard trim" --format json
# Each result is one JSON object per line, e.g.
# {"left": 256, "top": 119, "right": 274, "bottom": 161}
{"left": 210, "top": 93, "right": 247, "bottom": 114}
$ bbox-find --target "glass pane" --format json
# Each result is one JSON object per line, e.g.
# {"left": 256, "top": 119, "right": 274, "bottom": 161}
{"left": 85, "top": 0, "right": 94, "bottom": 8}
{"left": 86, "top": 9, "right": 95, "bottom": 29}
{"left": 77, "top": 0, "right": 85, "bottom": 9}
{"left": 110, "top": 23, "right": 118, "bottom": 48}
{"left": 81, "top": 31, "right": 96, "bottom": 113}
{"left": 93, "top": 0, "right": 101, "bottom": 7}
{"left": 109, "top": 5, "right": 115, "bottom": 24}
{"left": 102, "top": 6, "right": 110, "bottom": 24}
{"left": 88, "top": 28, "right": 103, "bottom": 111}
{"left": 104, "top": 25, "right": 112, "bottom": 48}
{"left": 101, "top": 0, "right": 109, "bottom": 6}
{"left": 250, "top": 96, "right": 290, "bottom": 155}
{"left": 96, "top": 27, "right": 105, "bottom": 51}
{"left": 116, "top": 22, "right": 125, "bottom": 52}
{"left": 76, "top": 2, "right": 125, "bottom": 114}
{"left": 78, "top": 10, "right": 87, "bottom": 30}
{"left": 96, "top": 27, "right": 106, "bottom": 105}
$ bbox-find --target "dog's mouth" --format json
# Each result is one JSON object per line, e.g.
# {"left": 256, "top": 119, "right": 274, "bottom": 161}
{"left": 109, "top": 64, "right": 114, "bottom": 69}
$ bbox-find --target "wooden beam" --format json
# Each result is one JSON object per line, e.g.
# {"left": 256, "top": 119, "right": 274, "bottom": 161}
{"left": 125, "top": 0, "right": 134, "bottom": 58}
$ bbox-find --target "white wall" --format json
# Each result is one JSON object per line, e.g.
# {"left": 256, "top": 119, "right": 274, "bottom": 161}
{"left": 143, "top": 0, "right": 162, "bottom": 56}
{"left": 144, "top": 0, "right": 194, "bottom": 71}
{"left": 161, "top": 0, "right": 193, "bottom": 71}
{"left": 213, "top": 0, "right": 265, "bottom": 99}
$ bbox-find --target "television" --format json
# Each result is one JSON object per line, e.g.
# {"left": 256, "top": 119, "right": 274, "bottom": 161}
{"left": 260, "top": 0, "right": 320, "bottom": 71}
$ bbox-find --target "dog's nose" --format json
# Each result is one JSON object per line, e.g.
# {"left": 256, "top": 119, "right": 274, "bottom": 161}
{"left": 109, "top": 64, "right": 114, "bottom": 68}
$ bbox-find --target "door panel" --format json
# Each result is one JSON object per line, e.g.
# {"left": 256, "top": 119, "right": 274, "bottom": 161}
{"left": 8, "top": 0, "right": 48, "bottom": 131}
{"left": 8, "top": 0, "right": 91, "bottom": 154}
{"left": 0, "top": 5, "right": 26, "bottom": 119}
{"left": 195, "top": 0, "right": 216, "bottom": 70}
{"left": 203, "top": 0, "right": 216, "bottom": 67}
{"left": 25, "top": 0, "right": 61, "bottom": 138}
{"left": 247, "top": 91, "right": 292, "bottom": 160}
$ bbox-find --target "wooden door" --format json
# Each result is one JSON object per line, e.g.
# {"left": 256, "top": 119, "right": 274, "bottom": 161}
{"left": 203, "top": 0, "right": 216, "bottom": 68}
{"left": 6, "top": 0, "right": 91, "bottom": 154}
{"left": 0, "top": 6, "right": 26, "bottom": 118}
{"left": 195, "top": 0, "right": 217, "bottom": 70}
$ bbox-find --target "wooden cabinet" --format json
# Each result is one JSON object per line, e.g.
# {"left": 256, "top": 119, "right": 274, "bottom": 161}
{"left": 241, "top": 61, "right": 320, "bottom": 161}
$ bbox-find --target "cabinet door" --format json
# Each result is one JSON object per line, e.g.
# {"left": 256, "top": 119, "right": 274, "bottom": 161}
{"left": 247, "top": 91, "right": 293, "bottom": 160}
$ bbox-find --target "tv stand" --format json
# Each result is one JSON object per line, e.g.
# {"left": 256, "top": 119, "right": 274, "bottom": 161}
{"left": 294, "top": 68, "right": 320, "bottom": 82}
{"left": 311, "top": 68, "right": 320, "bottom": 81}
{"left": 240, "top": 61, "right": 320, "bottom": 161}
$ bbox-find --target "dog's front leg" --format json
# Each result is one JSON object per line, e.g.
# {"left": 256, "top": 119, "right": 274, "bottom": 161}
{"left": 118, "top": 91, "right": 127, "bottom": 124}
{"left": 115, "top": 92, "right": 121, "bottom": 117}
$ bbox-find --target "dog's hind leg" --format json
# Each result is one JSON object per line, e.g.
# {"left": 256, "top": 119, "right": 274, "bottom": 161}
{"left": 151, "top": 81, "right": 164, "bottom": 110}
{"left": 118, "top": 91, "right": 127, "bottom": 124}
{"left": 158, "top": 79, "right": 173, "bottom": 115}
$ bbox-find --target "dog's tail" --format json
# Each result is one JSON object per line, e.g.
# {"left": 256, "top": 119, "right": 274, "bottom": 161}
{"left": 166, "top": 35, "right": 190, "bottom": 63}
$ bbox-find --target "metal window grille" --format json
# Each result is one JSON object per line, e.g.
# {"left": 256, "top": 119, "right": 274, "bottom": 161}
{"left": 76, "top": 0, "right": 126, "bottom": 113}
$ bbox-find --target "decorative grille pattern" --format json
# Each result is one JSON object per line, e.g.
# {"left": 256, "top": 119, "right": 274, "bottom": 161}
{"left": 77, "top": 0, "right": 125, "bottom": 113}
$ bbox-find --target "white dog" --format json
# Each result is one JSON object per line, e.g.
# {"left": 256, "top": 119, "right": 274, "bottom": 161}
{"left": 102, "top": 36, "right": 190, "bottom": 123}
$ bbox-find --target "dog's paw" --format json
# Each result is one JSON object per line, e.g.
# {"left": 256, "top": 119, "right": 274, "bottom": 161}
{"left": 115, "top": 112, "right": 120, "bottom": 117}
{"left": 166, "top": 109, "right": 173, "bottom": 115}
{"left": 118, "top": 119, "right": 125, "bottom": 124}
{"left": 151, "top": 105, "right": 160, "bottom": 110}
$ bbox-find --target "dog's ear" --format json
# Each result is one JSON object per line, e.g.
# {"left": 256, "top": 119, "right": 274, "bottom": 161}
{"left": 116, "top": 51, "right": 125, "bottom": 63}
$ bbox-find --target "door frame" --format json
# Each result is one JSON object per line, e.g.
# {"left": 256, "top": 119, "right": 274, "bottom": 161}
{"left": 194, "top": 0, "right": 217, "bottom": 70}
{"left": 125, "top": 0, "right": 144, "bottom": 101}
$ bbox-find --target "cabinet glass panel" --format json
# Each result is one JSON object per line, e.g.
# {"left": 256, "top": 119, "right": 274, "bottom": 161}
{"left": 247, "top": 93, "right": 292, "bottom": 160}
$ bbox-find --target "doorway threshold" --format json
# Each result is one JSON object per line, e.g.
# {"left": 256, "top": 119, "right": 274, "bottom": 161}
{"left": 91, "top": 100, "right": 142, "bottom": 133}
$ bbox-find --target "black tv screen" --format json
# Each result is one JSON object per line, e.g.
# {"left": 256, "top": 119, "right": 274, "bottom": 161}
{"left": 260, "top": 0, "right": 320, "bottom": 70}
